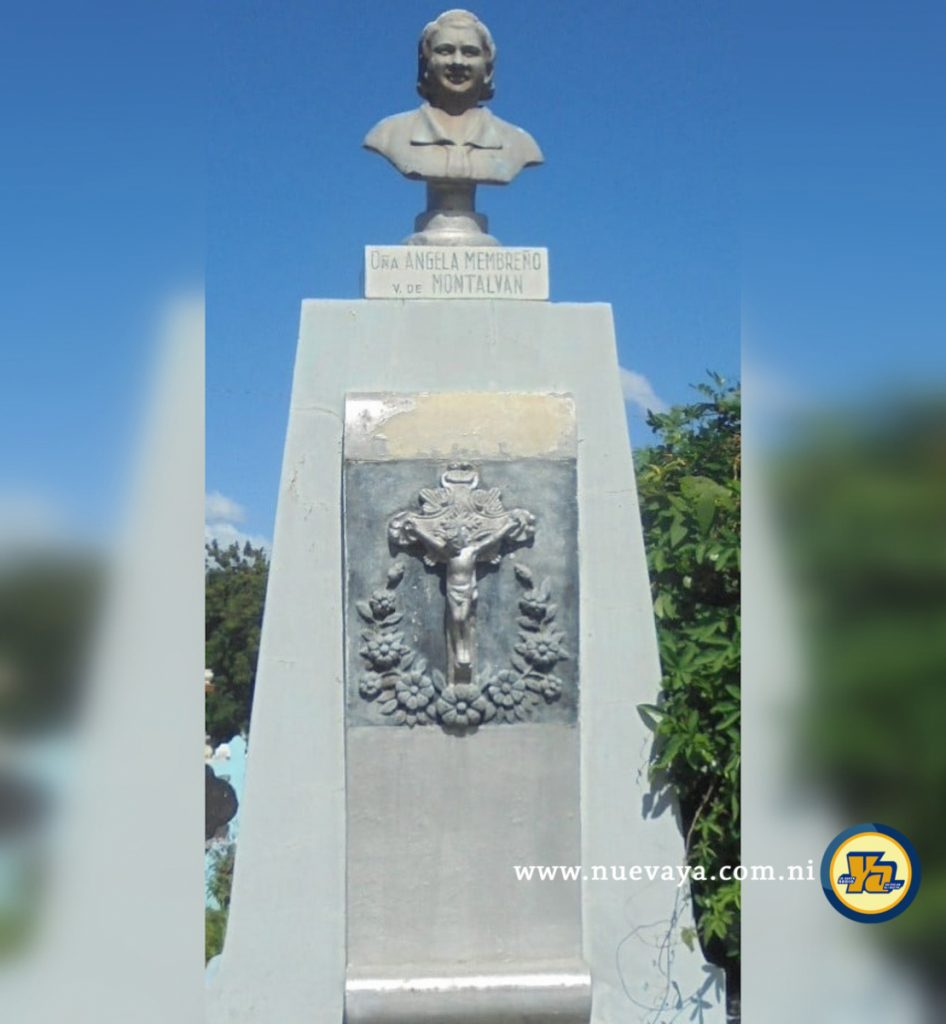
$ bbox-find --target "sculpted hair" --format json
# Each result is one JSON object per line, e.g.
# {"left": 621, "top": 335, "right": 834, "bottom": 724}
{"left": 417, "top": 9, "right": 496, "bottom": 102}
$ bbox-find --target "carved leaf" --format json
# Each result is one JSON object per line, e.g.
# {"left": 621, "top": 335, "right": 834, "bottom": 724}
{"left": 431, "top": 668, "right": 445, "bottom": 692}
{"left": 394, "top": 710, "right": 407, "bottom": 725}
{"left": 356, "top": 601, "right": 375, "bottom": 623}
{"left": 419, "top": 487, "right": 448, "bottom": 510}
{"left": 386, "top": 561, "right": 405, "bottom": 587}
{"left": 480, "top": 488, "right": 504, "bottom": 515}
{"left": 514, "top": 703, "right": 530, "bottom": 721}
{"left": 400, "top": 650, "right": 415, "bottom": 670}
{"left": 383, "top": 612, "right": 403, "bottom": 626}
{"left": 481, "top": 702, "right": 497, "bottom": 722}
{"left": 379, "top": 699, "right": 398, "bottom": 715}
{"left": 513, "top": 564, "right": 534, "bottom": 588}
{"left": 544, "top": 604, "right": 558, "bottom": 622}
{"left": 510, "top": 655, "right": 529, "bottom": 673}
{"left": 517, "top": 617, "right": 540, "bottom": 632}
{"left": 538, "top": 577, "right": 552, "bottom": 602}
{"left": 415, "top": 657, "right": 428, "bottom": 675}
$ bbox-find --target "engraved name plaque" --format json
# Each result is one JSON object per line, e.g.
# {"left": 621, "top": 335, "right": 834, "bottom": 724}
{"left": 364, "top": 246, "right": 549, "bottom": 300}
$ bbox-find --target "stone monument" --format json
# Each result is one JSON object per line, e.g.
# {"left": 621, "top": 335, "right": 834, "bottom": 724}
{"left": 207, "top": 11, "right": 724, "bottom": 1024}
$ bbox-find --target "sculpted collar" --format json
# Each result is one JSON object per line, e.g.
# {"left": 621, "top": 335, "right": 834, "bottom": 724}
{"left": 410, "top": 104, "right": 504, "bottom": 150}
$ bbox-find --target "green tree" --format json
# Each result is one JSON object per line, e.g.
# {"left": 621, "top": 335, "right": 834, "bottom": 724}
{"left": 205, "top": 843, "right": 235, "bottom": 963}
{"left": 205, "top": 541, "right": 269, "bottom": 746}
{"left": 634, "top": 375, "right": 741, "bottom": 979}
{"left": 0, "top": 553, "right": 102, "bottom": 960}
{"left": 776, "top": 400, "right": 946, "bottom": 993}
{"left": 0, "top": 554, "right": 102, "bottom": 734}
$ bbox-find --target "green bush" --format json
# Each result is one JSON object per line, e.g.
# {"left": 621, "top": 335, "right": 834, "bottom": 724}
{"left": 635, "top": 375, "right": 741, "bottom": 971}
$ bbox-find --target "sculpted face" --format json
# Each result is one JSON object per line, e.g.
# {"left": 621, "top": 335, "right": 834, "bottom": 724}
{"left": 426, "top": 23, "right": 489, "bottom": 111}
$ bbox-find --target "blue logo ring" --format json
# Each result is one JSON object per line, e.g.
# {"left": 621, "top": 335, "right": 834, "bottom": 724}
{"left": 821, "top": 822, "right": 921, "bottom": 924}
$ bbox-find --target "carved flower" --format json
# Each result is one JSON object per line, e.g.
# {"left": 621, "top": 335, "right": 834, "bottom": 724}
{"left": 535, "top": 675, "right": 562, "bottom": 701}
{"left": 359, "top": 673, "right": 384, "bottom": 700}
{"left": 369, "top": 590, "right": 397, "bottom": 619}
{"left": 395, "top": 670, "right": 435, "bottom": 712}
{"left": 516, "top": 632, "right": 569, "bottom": 671}
{"left": 518, "top": 593, "right": 547, "bottom": 621}
{"left": 360, "top": 633, "right": 409, "bottom": 670}
{"left": 486, "top": 670, "right": 529, "bottom": 723}
{"left": 486, "top": 670, "right": 527, "bottom": 708}
{"left": 436, "top": 684, "right": 491, "bottom": 729}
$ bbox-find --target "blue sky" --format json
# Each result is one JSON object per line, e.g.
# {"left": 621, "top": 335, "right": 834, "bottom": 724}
{"left": 1, "top": 2, "right": 202, "bottom": 545}
{"left": 741, "top": 1, "right": 946, "bottom": 410}
{"left": 206, "top": 0, "right": 738, "bottom": 545}
{"left": 3, "top": 2, "right": 943, "bottom": 549}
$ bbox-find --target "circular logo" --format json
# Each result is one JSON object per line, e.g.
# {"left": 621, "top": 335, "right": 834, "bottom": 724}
{"left": 821, "top": 823, "right": 920, "bottom": 923}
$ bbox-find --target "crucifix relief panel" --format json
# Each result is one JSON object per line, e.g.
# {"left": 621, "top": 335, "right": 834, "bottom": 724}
{"left": 343, "top": 393, "right": 579, "bottom": 733}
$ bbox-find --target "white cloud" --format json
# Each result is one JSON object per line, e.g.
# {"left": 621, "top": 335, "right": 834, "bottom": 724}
{"left": 0, "top": 491, "right": 66, "bottom": 542}
{"left": 0, "top": 489, "right": 93, "bottom": 560}
{"left": 619, "top": 368, "right": 668, "bottom": 416}
{"left": 205, "top": 491, "right": 246, "bottom": 525}
{"left": 204, "top": 521, "right": 271, "bottom": 553}
{"left": 204, "top": 491, "right": 269, "bottom": 551}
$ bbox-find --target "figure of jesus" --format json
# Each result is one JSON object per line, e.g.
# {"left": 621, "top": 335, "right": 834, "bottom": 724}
{"left": 389, "top": 466, "right": 535, "bottom": 684}
{"left": 420, "top": 518, "right": 527, "bottom": 682}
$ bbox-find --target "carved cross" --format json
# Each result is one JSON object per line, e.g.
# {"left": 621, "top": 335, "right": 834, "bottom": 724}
{"left": 389, "top": 464, "right": 535, "bottom": 686}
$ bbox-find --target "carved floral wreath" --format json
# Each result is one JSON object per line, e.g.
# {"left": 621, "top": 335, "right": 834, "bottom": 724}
{"left": 356, "top": 560, "right": 569, "bottom": 731}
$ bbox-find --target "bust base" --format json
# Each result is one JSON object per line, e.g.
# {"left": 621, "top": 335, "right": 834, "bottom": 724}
{"left": 407, "top": 209, "right": 498, "bottom": 247}
{"left": 405, "top": 181, "right": 499, "bottom": 246}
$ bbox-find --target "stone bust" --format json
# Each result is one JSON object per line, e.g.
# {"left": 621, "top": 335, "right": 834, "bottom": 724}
{"left": 364, "top": 9, "right": 543, "bottom": 185}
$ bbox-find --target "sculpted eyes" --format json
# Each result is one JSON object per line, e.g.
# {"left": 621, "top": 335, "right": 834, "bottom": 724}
{"left": 433, "top": 43, "right": 482, "bottom": 58}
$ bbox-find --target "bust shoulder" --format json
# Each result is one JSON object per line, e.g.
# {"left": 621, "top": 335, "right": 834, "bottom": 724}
{"left": 363, "top": 105, "right": 543, "bottom": 184}
{"left": 362, "top": 109, "right": 419, "bottom": 155}
{"left": 481, "top": 110, "right": 543, "bottom": 170}
{"left": 363, "top": 108, "right": 431, "bottom": 180}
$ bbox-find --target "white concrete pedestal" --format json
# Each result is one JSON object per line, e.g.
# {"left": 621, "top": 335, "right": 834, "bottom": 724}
{"left": 206, "top": 300, "right": 724, "bottom": 1023}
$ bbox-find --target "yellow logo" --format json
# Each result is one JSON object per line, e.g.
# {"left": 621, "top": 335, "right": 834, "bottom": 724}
{"left": 821, "top": 824, "right": 919, "bottom": 923}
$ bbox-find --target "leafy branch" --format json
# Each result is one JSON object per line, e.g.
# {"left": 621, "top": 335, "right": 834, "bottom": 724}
{"left": 635, "top": 374, "right": 741, "bottom": 971}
